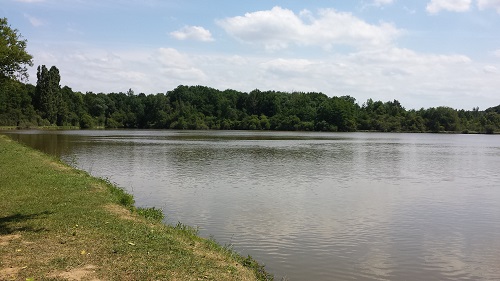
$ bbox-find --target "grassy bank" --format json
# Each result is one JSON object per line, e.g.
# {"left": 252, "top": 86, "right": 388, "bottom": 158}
{"left": 0, "top": 135, "right": 272, "bottom": 281}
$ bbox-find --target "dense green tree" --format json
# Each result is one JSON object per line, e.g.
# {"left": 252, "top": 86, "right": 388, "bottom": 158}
{"left": 34, "top": 65, "right": 64, "bottom": 125}
{"left": 0, "top": 78, "right": 37, "bottom": 126}
{"left": 141, "top": 93, "right": 172, "bottom": 128}
{"left": 0, "top": 18, "right": 39, "bottom": 127}
{"left": 422, "top": 106, "right": 460, "bottom": 132}
{"left": 246, "top": 89, "right": 282, "bottom": 117}
{"left": 60, "top": 86, "right": 84, "bottom": 126}
{"left": 284, "top": 92, "right": 318, "bottom": 122}
{"left": 3, "top": 77, "right": 500, "bottom": 133}
{"left": 402, "top": 110, "right": 425, "bottom": 132}
{"left": 486, "top": 105, "right": 500, "bottom": 114}
{"left": 317, "top": 96, "right": 357, "bottom": 131}
{"left": 0, "top": 18, "right": 33, "bottom": 81}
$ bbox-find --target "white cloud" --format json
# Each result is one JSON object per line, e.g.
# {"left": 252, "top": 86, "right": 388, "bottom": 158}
{"left": 483, "top": 65, "right": 498, "bottom": 73}
{"left": 477, "top": 0, "right": 500, "bottom": 13}
{"left": 24, "top": 14, "right": 44, "bottom": 27}
{"left": 403, "top": 6, "right": 417, "bottom": 14}
{"left": 372, "top": 0, "right": 395, "bottom": 7}
{"left": 260, "top": 58, "right": 316, "bottom": 78}
{"left": 494, "top": 49, "right": 500, "bottom": 57}
{"left": 217, "top": 6, "right": 401, "bottom": 51}
{"left": 170, "top": 26, "right": 214, "bottom": 42}
{"left": 246, "top": 47, "right": 499, "bottom": 109}
{"left": 361, "top": 0, "right": 395, "bottom": 10}
{"left": 156, "top": 47, "right": 207, "bottom": 81}
{"left": 426, "top": 0, "right": 472, "bottom": 14}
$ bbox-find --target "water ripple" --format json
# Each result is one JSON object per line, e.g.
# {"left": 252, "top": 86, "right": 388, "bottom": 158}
{"left": 5, "top": 131, "right": 500, "bottom": 281}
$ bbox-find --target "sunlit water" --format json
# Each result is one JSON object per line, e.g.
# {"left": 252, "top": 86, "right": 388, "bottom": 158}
{"left": 4, "top": 130, "right": 500, "bottom": 280}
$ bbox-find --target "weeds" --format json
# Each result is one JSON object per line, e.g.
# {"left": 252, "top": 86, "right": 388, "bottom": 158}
{"left": 103, "top": 178, "right": 135, "bottom": 208}
{"left": 136, "top": 207, "right": 164, "bottom": 222}
{"left": 174, "top": 221, "right": 200, "bottom": 237}
{"left": 242, "top": 255, "right": 275, "bottom": 281}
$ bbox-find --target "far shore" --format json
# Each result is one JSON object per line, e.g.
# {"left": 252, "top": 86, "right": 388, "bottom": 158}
{"left": 1, "top": 125, "right": 498, "bottom": 134}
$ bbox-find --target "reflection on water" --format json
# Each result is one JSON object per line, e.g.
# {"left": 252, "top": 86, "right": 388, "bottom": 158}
{"left": 4, "top": 130, "right": 500, "bottom": 281}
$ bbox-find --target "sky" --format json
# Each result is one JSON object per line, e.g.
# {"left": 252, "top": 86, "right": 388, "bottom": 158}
{"left": 2, "top": 0, "right": 500, "bottom": 110}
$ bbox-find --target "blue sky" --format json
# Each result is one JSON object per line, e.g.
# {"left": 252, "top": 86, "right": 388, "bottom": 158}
{"left": 3, "top": 0, "right": 500, "bottom": 110}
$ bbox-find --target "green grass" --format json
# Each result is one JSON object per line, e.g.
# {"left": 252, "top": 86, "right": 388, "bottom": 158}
{"left": 0, "top": 135, "right": 273, "bottom": 281}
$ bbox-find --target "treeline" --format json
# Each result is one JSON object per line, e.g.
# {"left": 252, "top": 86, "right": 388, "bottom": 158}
{"left": 1, "top": 65, "right": 500, "bottom": 133}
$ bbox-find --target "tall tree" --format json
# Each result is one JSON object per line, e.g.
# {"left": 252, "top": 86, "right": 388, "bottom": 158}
{"left": 35, "top": 65, "right": 63, "bottom": 125}
{"left": 0, "top": 18, "right": 33, "bottom": 81}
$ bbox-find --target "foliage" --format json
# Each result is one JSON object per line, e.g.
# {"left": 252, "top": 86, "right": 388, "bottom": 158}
{"left": 104, "top": 178, "right": 135, "bottom": 208}
{"left": 34, "top": 65, "right": 63, "bottom": 125}
{"left": 2, "top": 76, "right": 500, "bottom": 133}
{"left": 0, "top": 17, "right": 33, "bottom": 81}
{"left": 172, "top": 222, "right": 200, "bottom": 239}
{"left": 0, "top": 78, "right": 37, "bottom": 127}
{"left": 136, "top": 207, "right": 164, "bottom": 222}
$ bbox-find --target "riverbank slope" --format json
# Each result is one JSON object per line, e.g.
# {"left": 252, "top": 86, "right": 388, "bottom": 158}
{"left": 0, "top": 135, "right": 270, "bottom": 280}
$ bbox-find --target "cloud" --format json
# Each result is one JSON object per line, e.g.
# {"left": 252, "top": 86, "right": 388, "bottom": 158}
{"left": 361, "top": 0, "right": 395, "bottom": 9}
{"left": 26, "top": 41, "right": 500, "bottom": 110}
{"left": 403, "top": 6, "right": 417, "bottom": 14}
{"left": 483, "top": 65, "right": 498, "bottom": 73}
{"left": 477, "top": 0, "right": 500, "bottom": 13}
{"left": 260, "top": 58, "right": 316, "bottom": 78}
{"left": 494, "top": 49, "right": 500, "bottom": 58}
{"left": 24, "top": 14, "right": 44, "bottom": 27}
{"left": 426, "top": 0, "right": 472, "bottom": 14}
{"left": 372, "top": 0, "right": 395, "bottom": 7}
{"left": 170, "top": 26, "right": 214, "bottom": 42}
{"left": 217, "top": 6, "right": 401, "bottom": 51}
{"left": 15, "top": 0, "right": 45, "bottom": 2}
{"left": 156, "top": 47, "right": 207, "bottom": 81}
{"left": 247, "top": 47, "right": 499, "bottom": 109}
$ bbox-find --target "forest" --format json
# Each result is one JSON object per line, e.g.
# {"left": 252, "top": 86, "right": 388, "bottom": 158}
{"left": 2, "top": 73, "right": 500, "bottom": 133}
{"left": 1, "top": 18, "right": 500, "bottom": 133}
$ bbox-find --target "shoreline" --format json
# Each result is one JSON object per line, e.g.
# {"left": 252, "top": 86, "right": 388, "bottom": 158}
{"left": 0, "top": 135, "right": 272, "bottom": 280}
{"left": 1, "top": 126, "right": 497, "bottom": 134}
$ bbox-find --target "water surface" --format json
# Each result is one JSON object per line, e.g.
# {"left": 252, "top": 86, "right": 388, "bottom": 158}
{"left": 4, "top": 130, "right": 500, "bottom": 280}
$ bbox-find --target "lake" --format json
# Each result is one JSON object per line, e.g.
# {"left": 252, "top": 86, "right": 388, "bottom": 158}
{"left": 3, "top": 130, "right": 500, "bottom": 281}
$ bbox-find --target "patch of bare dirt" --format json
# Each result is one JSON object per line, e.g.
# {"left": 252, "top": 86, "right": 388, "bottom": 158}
{"left": 26, "top": 148, "right": 72, "bottom": 173}
{"left": 54, "top": 163, "right": 72, "bottom": 171}
{"left": 104, "top": 204, "right": 138, "bottom": 222}
{"left": 191, "top": 243, "right": 255, "bottom": 281}
{"left": 0, "top": 266, "right": 22, "bottom": 280}
{"left": 90, "top": 182, "right": 106, "bottom": 191}
{"left": 46, "top": 160, "right": 73, "bottom": 172}
{"left": 0, "top": 234, "right": 21, "bottom": 246}
{"left": 50, "top": 264, "right": 101, "bottom": 281}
